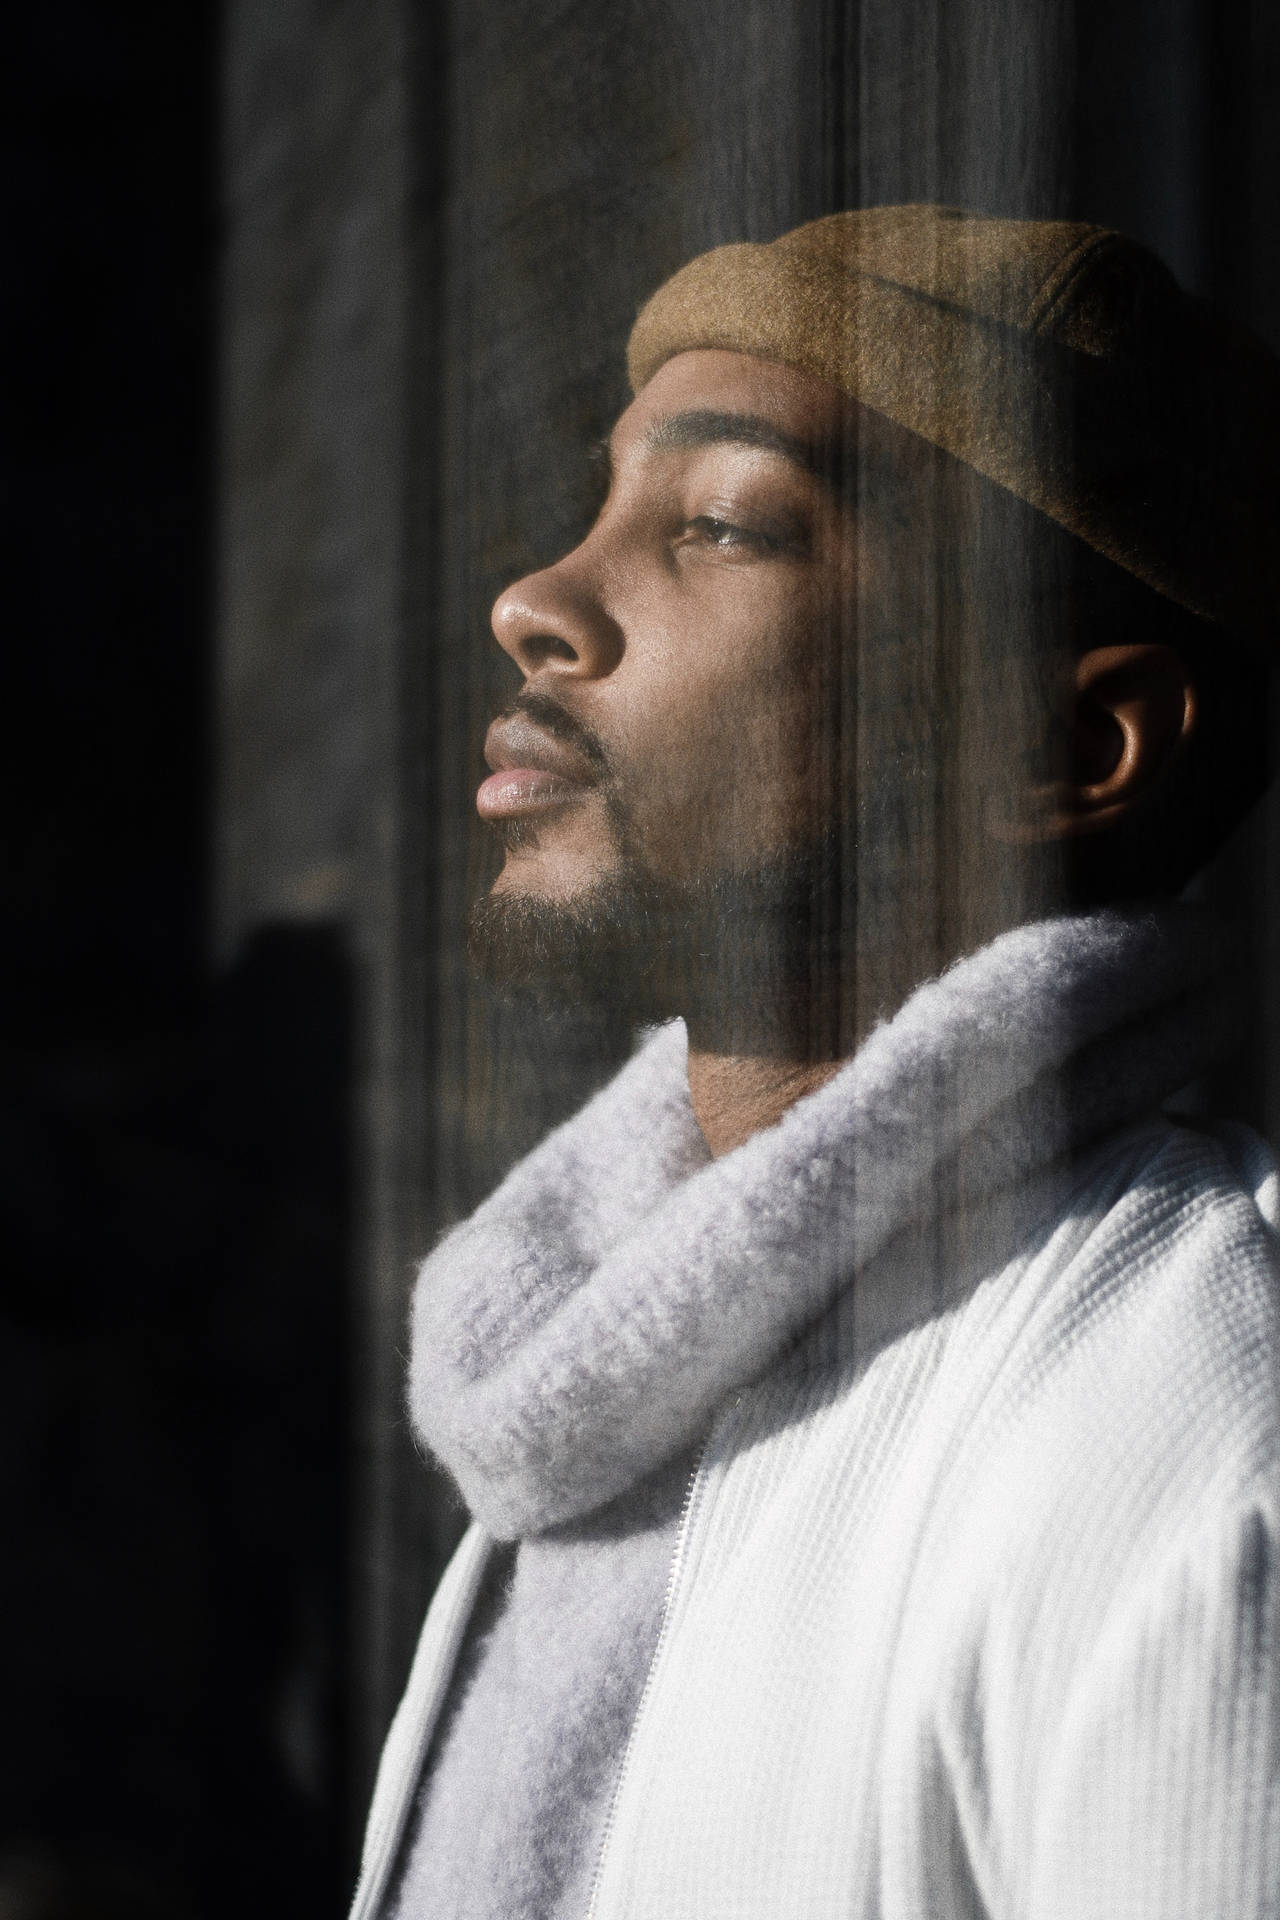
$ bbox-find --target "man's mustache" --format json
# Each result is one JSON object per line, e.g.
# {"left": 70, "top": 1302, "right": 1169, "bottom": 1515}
{"left": 497, "top": 689, "right": 613, "bottom": 777}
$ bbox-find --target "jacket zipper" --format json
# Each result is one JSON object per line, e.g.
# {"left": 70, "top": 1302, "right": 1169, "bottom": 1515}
{"left": 583, "top": 1397, "right": 743, "bottom": 1918}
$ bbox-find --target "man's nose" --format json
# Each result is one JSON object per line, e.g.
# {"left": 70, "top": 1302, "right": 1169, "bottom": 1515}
{"left": 490, "top": 556, "right": 624, "bottom": 681}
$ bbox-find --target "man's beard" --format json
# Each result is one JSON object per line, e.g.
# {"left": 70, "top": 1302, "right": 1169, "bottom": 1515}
{"left": 467, "top": 829, "right": 852, "bottom": 1056}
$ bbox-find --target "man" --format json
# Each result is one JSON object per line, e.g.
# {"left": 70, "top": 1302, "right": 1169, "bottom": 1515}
{"left": 352, "top": 208, "right": 1280, "bottom": 1917}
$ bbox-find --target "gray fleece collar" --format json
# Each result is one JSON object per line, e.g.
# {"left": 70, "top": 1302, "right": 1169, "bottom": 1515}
{"left": 409, "top": 908, "right": 1232, "bottom": 1539}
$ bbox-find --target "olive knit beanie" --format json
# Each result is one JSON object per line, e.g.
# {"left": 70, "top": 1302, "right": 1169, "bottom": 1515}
{"left": 627, "top": 206, "right": 1280, "bottom": 649}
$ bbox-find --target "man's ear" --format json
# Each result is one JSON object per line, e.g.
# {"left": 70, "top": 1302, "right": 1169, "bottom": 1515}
{"left": 992, "top": 643, "right": 1197, "bottom": 844}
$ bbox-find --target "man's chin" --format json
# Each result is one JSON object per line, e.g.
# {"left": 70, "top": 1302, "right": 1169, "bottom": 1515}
{"left": 466, "top": 875, "right": 670, "bottom": 1024}
{"left": 466, "top": 831, "right": 852, "bottom": 1049}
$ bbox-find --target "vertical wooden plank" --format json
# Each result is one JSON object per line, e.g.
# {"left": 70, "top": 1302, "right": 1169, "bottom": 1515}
{"left": 219, "top": 0, "right": 449, "bottom": 1843}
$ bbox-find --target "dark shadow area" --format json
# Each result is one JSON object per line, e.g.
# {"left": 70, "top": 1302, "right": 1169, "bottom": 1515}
{"left": 3, "top": 13, "right": 354, "bottom": 1918}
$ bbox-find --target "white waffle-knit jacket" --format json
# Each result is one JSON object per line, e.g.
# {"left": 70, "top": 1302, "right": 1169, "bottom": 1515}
{"left": 353, "top": 911, "right": 1280, "bottom": 1919}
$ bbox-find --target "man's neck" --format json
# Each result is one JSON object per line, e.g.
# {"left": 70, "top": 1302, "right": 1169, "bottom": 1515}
{"left": 678, "top": 907, "right": 1007, "bottom": 1155}
{"left": 686, "top": 1048, "right": 844, "bottom": 1157}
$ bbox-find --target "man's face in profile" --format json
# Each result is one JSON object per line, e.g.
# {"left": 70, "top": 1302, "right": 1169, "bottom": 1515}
{"left": 469, "top": 350, "right": 904, "bottom": 1033}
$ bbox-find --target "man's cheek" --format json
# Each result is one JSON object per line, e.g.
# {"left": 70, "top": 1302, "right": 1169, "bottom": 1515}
{"left": 626, "top": 739, "right": 814, "bottom": 878}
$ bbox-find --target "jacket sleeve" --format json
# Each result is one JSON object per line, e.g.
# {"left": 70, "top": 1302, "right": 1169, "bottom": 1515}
{"left": 1025, "top": 1501, "right": 1280, "bottom": 1919}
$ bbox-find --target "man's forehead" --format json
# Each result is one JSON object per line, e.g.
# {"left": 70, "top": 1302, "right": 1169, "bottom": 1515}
{"left": 608, "top": 349, "right": 852, "bottom": 459}
{"left": 599, "top": 349, "right": 933, "bottom": 504}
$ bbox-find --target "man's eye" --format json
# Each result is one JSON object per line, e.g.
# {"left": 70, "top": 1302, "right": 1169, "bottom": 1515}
{"left": 683, "top": 515, "right": 778, "bottom": 552}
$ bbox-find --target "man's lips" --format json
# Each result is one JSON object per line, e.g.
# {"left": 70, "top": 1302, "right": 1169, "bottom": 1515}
{"left": 476, "top": 767, "right": 587, "bottom": 817}
{"left": 477, "top": 710, "right": 601, "bottom": 820}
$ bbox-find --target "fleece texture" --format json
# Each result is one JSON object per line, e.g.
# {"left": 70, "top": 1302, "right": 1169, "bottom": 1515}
{"left": 627, "top": 205, "right": 1280, "bottom": 649}
{"left": 366, "top": 906, "right": 1261, "bottom": 1920}
{"left": 408, "top": 906, "right": 1231, "bottom": 1540}
{"left": 385, "top": 1451, "right": 693, "bottom": 1920}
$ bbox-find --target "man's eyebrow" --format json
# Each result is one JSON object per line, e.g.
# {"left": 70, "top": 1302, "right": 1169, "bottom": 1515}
{"left": 588, "top": 407, "right": 874, "bottom": 507}
{"left": 639, "top": 408, "right": 831, "bottom": 479}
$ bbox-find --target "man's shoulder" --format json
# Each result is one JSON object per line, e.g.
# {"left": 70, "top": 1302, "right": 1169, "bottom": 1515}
{"left": 789, "top": 1113, "right": 1280, "bottom": 1503}
{"left": 1021, "top": 1115, "right": 1280, "bottom": 1460}
{"left": 923, "top": 1115, "right": 1280, "bottom": 1580}
{"left": 789, "top": 1115, "right": 1280, "bottom": 1592}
